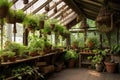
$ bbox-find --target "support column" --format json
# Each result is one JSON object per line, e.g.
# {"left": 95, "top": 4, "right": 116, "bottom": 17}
{"left": 7, "top": 24, "right": 12, "bottom": 41}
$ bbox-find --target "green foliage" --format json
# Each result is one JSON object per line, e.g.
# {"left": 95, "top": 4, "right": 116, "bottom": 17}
{"left": 64, "top": 49, "right": 78, "bottom": 60}
{"left": 85, "top": 36, "right": 99, "bottom": 48}
{"left": 88, "top": 49, "right": 106, "bottom": 65}
{"left": 43, "top": 21, "right": 51, "bottom": 34}
{"left": 111, "top": 44, "right": 120, "bottom": 55}
{"left": 28, "top": 35, "right": 45, "bottom": 51}
{"left": 0, "top": 0, "right": 12, "bottom": 7}
{"left": 23, "top": 14, "right": 38, "bottom": 29}
{"left": 16, "top": 9, "right": 26, "bottom": 22}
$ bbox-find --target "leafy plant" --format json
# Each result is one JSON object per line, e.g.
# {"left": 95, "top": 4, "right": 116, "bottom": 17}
{"left": 0, "top": 0, "right": 12, "bottom": 7}
{"left": 111, "top": 44, "right": 120, "bottom": 55}
{"left": 88, "top": 49, "right": 106, "bottom": 65}
{"left": 23, "top": 14, "right": 39, "bottom": 32}
{"left": 85, "top": 36, "right": 98, "bottom": 48}
{"left": 64, "top": 49, "right": 78, "bottom": 61}
{"left": 16, "top": 9, "right": 26, "bottom": 23}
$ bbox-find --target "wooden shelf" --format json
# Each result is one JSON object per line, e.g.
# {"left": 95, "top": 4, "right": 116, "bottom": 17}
{"left": 1, "top": 51, "right": 63, "bottom": 66}
{"left": 79, "top": 52, "right": 95, "bottom": 67}
{"left": 81, "top": 61, "right": 91, "bottom": 65}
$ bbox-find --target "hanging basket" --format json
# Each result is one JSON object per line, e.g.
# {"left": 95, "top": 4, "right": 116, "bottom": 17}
{"left": 23, "top": 0, "right": 29, "bottom": 4}
{"left": 0, "top": 6, "right": 9, "bottom": 18}
{"left": 45, "top": 4, "right": 50, "bottom": 12}
{"left": 80, "top": 19, "right": 89, "bottom": 29}
{"left": 96, "top": 6, "right": 112, "bottom": 24}
{"left": 95, "top": 5, "right": 114, "bottom": 32}
{"left": 50, "top": 23, "right": 55, "bottom": 30}
{"left": 6, "top": 16, "right": 16, "bottom": 24}
{"left": 54, "top": 7, "right": 57, "bottom": 13}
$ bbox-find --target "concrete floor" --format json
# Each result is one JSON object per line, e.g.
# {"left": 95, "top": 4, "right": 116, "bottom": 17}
{"left": 48, "top": 68, "right": 120, "bottom": 80}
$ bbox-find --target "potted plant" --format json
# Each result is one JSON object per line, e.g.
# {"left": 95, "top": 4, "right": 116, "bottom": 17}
{"left": 16, "top": 9, "right": 26, "bottom": 23}
{"left": 0, "top": 0, "right": 12, "bottom": 18}
{"left": 6, "top": 9, "right": 16, "bottom": 23}
{"left": 38, "top": 14, "right": 48, "bottom": 29}
{"left": 28, "top": 36, "right": 45, "bottom": 56}
{"left": 49, "top": 19, "right": 58, "bottom": 30}
{"left": 64, "top": 49, "right": 78, "bottom": 68}
{"left": 43, "top": 21, "right": 51, "bottom": 35}
{"left": 85, "top": 36, "right": 98, "bottom": 49}
{"left": 7, "top": 51, "right": 16, "bottom": 62}
{"left": 88, "top": 49, "right": 106, "bottom": 72}
{"left": 107, "top": 44, "right": 120, "bottom": 73}
{"left": 23, "top": 14, "right": 38, "bottom": 32}
{"left": 23, "top": 0, "right": 29, "bottom": 4}
{"left": 71, "top": 39, "right": 79, "bottom": 49}
{"left": 18, "top": 45, "right": 29, "bottom": 59}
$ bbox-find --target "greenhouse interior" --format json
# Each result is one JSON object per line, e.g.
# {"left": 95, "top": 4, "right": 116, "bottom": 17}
{"left": 0, "top": 0, "right": 120, "bottom": 80}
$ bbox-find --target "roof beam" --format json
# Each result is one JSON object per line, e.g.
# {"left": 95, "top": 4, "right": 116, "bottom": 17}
{"left": 48, "top": 4, "right": 66, "bottom": 18}
{"left": 59, "top": 10, "right": 73, "bottom": 21}
{"left": 66, "top": 18, "right": 80, "bottom": 28}
{"left": 61, "top": 12, "right": 77, "bottom": 25}
{"left": 44, "top": 0, "right": 63, "bottom": 14}
{"left": 12, "top": 0, "right": 18, "bottom": 4}
{"left": 62, "top": 0, "right": 85, "bottom": 18}
{"left": 51, "top": 7, "right": 70, "bottom": 19}
{"left": 22, "top": 0, "right": 38, "bottom": 11}
{"left": 32, "top": 0, "right": 52, "bottom": 14}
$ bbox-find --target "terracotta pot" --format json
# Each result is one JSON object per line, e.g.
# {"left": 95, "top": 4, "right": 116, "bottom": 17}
{"left": 68, "top": 59, "right": 75, "bottom": 68}
{"left": 0, "top": 6, "right": 9, "bottom": 18}
{"left": 104, "top": 62, "right": 118, "bottom": 73}
{"left": 9, "top": 57, "right": 16, "bottom": 62}
{"left": 2, "top": 56, "right": 9, "bottom": 62}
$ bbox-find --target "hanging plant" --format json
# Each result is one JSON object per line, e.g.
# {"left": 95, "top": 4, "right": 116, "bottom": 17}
{"left": 95, "top": 5, "right": 113, "bottom": 32}
{"left": 23, "top": 14, "right": 38, "bottom": 33}
{"left": 6, "top": 9, "right": 16, "bottom": 24}
{"left": 45, "top": 4, "right": 50, "bottom": 12}
{"left": 43, "top": 21, "right": 51, "bottom": 35}
{"left": 16, "top": 10, "right": 26, "bottom": 23}
{"left": 40, "top": 14, "right": 48, "bottom": 29}
{"left": 23, "top": 0, "right": 29, "bottom": 4}
{"left": 54, "top": 2, "right": 57, "bottom": 13}
{"left": 49, "top": 19, "right": 58, "bottom": 30}
{"left": 0, "top": 0, "right": 12, "bottom": 18}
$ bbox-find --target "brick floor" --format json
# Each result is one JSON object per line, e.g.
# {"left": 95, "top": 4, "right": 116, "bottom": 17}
{"left": 48, "top": 68, "right": 120, "bottom": 80}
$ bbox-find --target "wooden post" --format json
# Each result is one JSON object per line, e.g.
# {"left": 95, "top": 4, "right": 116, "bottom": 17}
{"left": 0, "top": 19, "right": 4, "bottom": 50}
{"left": 84, "top": 29, "right": 87, "bottom": 47}
{"left": 13, "top": 23, "right": 17, "bottom": 42}
{"left": 100, "top": 33, "right": 102, "bottom": 49}
{"left": 66, "top": 34, "right": 70, "bottom": 49}
{"left": 23, "top": 27, "right": 29, "bottom": 46}
{"left": 117, "top": 27, "right": 119, "bottom": 44}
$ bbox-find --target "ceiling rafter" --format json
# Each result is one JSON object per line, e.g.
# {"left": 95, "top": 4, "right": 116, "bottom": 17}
{"left": 48, "top": 4, "right": 67, "bottom": 18}
{"left": 32, "top": 0, "right": 52, "bottom": 14}
{"left": 61, "top": 13, "right": 77, "bottom": 26}
{"left": 51, "top": 7, "right": 70, "bottom": 19}
{"left": 22, "top": 0, "right": 38, "bottom": 11}
{"left": 12, "top": 0, "right": 18, "bottom": 4}
{"left": 43, "top": 0, "right": 63, "bottom": 14}
{"left": 60, "top": 10, "right": 73, "bottom": 21}
{"left": 66, "top": 18, "right": 80, "bottom": 28}
{"left": 62, "top": 0, "right": 85, "bottom": 18}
